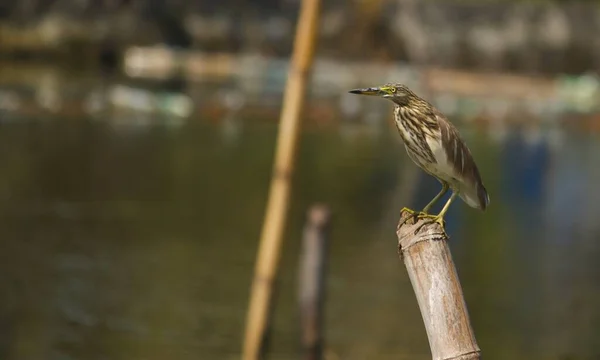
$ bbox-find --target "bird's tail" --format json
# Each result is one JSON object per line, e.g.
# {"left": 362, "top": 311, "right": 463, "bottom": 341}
{"left": 459, "top": 181, "right": 489, "bottom": 211}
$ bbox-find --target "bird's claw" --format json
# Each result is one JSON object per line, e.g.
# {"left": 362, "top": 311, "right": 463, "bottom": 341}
{"left": 399, "top": 207, "right": 433, "bottom": 227}
{"left": 400, "top": 207, "right": 418, "bottom": 216}
{"left": 399, "top": 207, "right": 420, "bottom": 226}
{"left": 400, "top": 208, "right": 449, "bottom": 238}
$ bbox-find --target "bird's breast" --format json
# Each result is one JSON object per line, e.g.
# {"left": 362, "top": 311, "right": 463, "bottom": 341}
{"left": 394, "top": 113, "right": 438, "bottom": 164}
{"left": 393, "top": 110, "right": 457, "bottom": 183}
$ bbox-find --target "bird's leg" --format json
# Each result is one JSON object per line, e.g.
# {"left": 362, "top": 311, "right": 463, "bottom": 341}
{"left": 400, "top": 183, "right": 449, "bottom": 227}
{"left": 421, "top": 183, "right": 449, "bottom": 214}
{"left": 414, "top": 192, "right": 458, "bottom": 236}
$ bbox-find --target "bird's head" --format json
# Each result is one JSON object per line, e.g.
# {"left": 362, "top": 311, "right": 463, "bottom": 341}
{"left": 348, "top": 83, "right": 418, "bottom": 106}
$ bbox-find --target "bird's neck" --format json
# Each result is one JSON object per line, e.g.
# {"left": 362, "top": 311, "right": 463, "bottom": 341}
{"left": 393, "top": 96, "right": 430, "bottom": 109}
{"left": 394, "top": 103, "right": 438, "bottom": 131}
{"left": 391, "top": 97, "right": 410, "bottom": 107}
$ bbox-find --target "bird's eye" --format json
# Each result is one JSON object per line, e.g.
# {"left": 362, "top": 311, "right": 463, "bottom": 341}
{"left": 390, "top": 87, "right": 396, "bottom": 93}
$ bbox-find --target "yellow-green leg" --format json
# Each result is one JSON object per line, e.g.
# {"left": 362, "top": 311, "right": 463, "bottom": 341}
{"left": 422, "top": 182, "right": 449, "bottom": 214}
{"left": 399, "top": 183, "right": 449, "bottom": 227}
{"left": 415, "top": 191, "right": 458, "bottom": 235}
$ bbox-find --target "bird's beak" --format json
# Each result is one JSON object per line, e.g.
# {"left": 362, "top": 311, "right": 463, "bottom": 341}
{"left": 348, "top": 87, "right": 384, "bottom": 96}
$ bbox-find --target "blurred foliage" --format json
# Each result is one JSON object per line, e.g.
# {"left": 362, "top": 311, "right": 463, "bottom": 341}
{"left": 2, "top": 0, "right": 600, "bottom": 74}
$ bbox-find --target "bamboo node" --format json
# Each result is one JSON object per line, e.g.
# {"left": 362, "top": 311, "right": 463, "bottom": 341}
{"left": 255, "top": 274, "right": 276, "bottom": 286}
{"left": 290, "top": 66, "right": 312, "bottom": 78}
{"left": 444, "top": 350, "right": 482, "bottom": 360}
{"left": 274, "top": 168, "right": 292, "bottom": 181}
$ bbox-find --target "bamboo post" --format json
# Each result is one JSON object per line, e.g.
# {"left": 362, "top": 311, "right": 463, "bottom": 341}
{"left": 242, "top": 0, "right": 322, "bottom": 359}
{"left": 396, "top": 210, "right": 481, "bottom": 360}
{"left": 298, "top": 204, "right": 331, "bottom": 360}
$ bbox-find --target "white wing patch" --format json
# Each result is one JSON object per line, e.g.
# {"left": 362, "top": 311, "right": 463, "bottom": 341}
{"left": 425, "top": 133, "right": 481, "bottom": 209}
{"left": 424, "top": 135, "right": 456, "bottom": 184}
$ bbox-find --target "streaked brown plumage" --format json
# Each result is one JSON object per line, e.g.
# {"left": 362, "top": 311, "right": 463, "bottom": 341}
{"left": 349, "top": 83, "right": 489, "bottom": 228}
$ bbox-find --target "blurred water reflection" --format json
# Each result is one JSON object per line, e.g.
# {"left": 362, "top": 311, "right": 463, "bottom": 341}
{"left": 0, "top": 73, "right": 599, "bottom": 360}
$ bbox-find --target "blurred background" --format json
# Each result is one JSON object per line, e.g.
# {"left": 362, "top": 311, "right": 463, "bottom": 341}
{"left": 1, "top": 0, "right": 600, "bottom": 359}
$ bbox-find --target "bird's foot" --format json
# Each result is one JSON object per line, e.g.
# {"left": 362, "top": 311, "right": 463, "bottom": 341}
{"left": 399, "top": 207, "right": 431, "bottom": 227}
{"left": 400, "top": 207, "right": 419, "bottom": 216}
{"left": 414, "top": 215, "right": 447, "bottom": 237}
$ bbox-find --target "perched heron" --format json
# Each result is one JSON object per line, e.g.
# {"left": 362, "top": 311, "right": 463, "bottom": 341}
{"left": 349, "top": 83, "right": 489, "bottom": 232}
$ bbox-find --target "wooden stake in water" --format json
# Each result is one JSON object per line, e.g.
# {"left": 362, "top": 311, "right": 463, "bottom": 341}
{"left": 242, "top": 0, "right": 322, "bottom": 358}
{"left": 298, "top": 204, "right": 331, "bottom": 360}
{"left": 397, "top": 211, "right": 481, "bottom": 360}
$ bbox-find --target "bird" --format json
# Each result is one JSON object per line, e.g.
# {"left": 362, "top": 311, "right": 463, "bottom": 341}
{"left": 349, "top": 83, "right": 489, "bottom": 234}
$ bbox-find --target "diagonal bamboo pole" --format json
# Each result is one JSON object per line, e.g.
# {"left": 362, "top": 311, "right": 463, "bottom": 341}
{"left": 242, "top": 0, "right": 321, "bottom": 359}
{"left": 397, "top": 210, "right": 481, "bottom": 360}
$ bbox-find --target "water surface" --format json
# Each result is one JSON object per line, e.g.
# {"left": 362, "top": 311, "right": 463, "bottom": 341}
{"left": 0, "top": 71, "right": 599, "bottom": 360}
